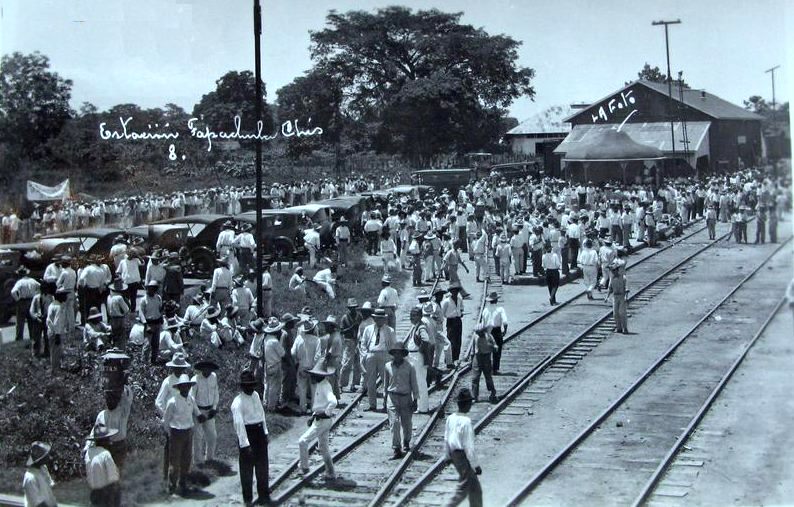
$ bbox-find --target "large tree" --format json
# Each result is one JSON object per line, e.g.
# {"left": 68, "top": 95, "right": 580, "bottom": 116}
{"left": 192, "top": 70, "right": 274, "bottom": 135}
{"left": 307, "top": 7, "right": 535, "bottom": 159}
{"left": 0, "top": 51, "right": 73, "bottom": 155}
{"left": 276, "top": 69, "right": 344, "bottom": 158}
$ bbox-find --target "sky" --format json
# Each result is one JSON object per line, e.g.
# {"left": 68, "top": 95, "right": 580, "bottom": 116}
{"left": 1, "top": 0, "right": 792, "bottom": 124}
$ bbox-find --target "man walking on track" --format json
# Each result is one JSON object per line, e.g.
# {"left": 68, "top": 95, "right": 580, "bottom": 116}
{"left": 445, "top": 388, "right": 483, "bottom": 507}
{"left": 606, "top": 261, "right": 629, "bottom": 334}
{"left": 384, "top": 341, "right": 419, "bottom": 459}
{"left": 480, "top": 292, "right": 508, "bottom": 374}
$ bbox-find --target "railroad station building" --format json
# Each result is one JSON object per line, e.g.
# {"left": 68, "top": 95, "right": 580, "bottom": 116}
{"left": 553, "top": 80, "right": 764, "bottom": 184}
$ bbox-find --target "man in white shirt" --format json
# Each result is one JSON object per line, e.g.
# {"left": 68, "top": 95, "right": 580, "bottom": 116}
{"left": 56, "top": 256, "right": 77, "bottom": 336}
{"left": 233, "top": 223, "right": 256, "bottom": 275}
{"left": 312, "top": 265, "right": 337, "bottom": 299}
{"left": 210, "top": 258, "right": 233, "bottom": 309}
{"left": 445, "top": 388, "right": 482, "bottom": 507}
{"left": 480, "top": 292, "right": 508, "bottom": 374}
{"left": 335, "top": 217, "right": 352, "bottom": 266}
{"left": 304, "top": 226, "right": 322, "bottom": 268}
{"left": 231, "top": 370, "right": 271, "bottom": 505}
{"left": 362, "top": 309, "right": 395, "bottom": 411}
{"left": 11, "top": 266, "right": 39, "bottom": 343}
{"left": 440, "top": 286, "right": 465, "bottom": 364}
{"left": 377, "top": 274, "right": 398, "bottom": 329}
{"left": 297, "top": 358, "right": 338, "bottom": 481}
{"left": 22, "top": 441, "right": 58, "bottom": 507}
{"left": 162, "top": 374, "right": 204, "bottom": 495}
{"left": 191, "top": 360, "right": 220, "bottom": 466}
{"left": 85, "top": 423, "right": 122, "bottom": 506}
{"left": 116, "top": 252, "right": 142, "bottom": 312}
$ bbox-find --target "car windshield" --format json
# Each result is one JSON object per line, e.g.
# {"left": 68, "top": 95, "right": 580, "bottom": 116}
{"left": 78, "top": 237, "right": 99, "bottom": 252}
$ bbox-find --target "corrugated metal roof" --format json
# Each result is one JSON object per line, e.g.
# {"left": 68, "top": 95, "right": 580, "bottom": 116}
{"left": 636, "top": 80, "right": 763, "bottom": 120}
{"left": 554, "top": 121, "right": 711, "bottom": 156}
{"left": 507, "top": 105, "right": 574, "bottom": 135}
{"left": 564, "top": 81, "right": 763, "bottom": 122}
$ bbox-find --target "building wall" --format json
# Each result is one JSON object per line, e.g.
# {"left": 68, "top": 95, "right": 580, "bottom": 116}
{"left": 508, "top": 137, "right": 540, "bottom": 155}
{"left": 708, "top": 119, "right": 763, "bottom": 172}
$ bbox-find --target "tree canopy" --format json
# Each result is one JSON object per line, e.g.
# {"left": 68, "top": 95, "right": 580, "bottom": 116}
{"left": 299, "top": 7, "right": 535, "bottom": 161}
{"left": 633, "top": 63, "right": 689, "bottom": 88}
{"left": 0, "top": 51, "right": 73, "bottom": 155}
{"left": 192, "top": 70, "right": 274, "bottom": 135}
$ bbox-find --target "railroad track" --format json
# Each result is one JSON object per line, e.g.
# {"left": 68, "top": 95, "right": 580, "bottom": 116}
{"left": 266, "top": 256, "right": 492, "bottom": 505}
{"left": 269, "top": 219, "right": 718, "bottom": 506}
{"left": 378, "top": 222, "right": 747, "bottom": 506}
{"left": 503, "top": 238, "right": 792, "bottom": 506}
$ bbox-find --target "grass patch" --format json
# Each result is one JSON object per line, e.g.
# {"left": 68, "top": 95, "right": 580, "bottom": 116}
{"left": 0, "top": 245, "right": 399, "bottom": 503}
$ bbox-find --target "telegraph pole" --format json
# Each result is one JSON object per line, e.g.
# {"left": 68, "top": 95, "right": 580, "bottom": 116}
{"left": 765, "top": 65, "right": 780, "bottom": 177}
{"left": 253, "top": 0, "right": 264, "bottom": 316}
{"left": 652, "top": 19, "right": 681, "bottom": 178}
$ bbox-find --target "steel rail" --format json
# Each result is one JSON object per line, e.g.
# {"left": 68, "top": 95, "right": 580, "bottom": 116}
{"left": 630, "top": 296, "right": 788, "bottom": 507}
{"left": 504, "top": 237, "right": 791, "bottom": 507}
{"left": 388, "top": 220, "right": 735, "bottom": 506}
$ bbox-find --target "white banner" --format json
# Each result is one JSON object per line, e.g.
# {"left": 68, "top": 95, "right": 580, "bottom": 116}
{"left": 27, "top": 179, "right": 71, "bottom": 202}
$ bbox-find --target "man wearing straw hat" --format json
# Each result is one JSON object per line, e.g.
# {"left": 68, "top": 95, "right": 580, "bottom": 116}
{"left": 297, "top": 356, "right": 338, "bottom": 481}
{"left": 107, "top": 279, "right": 130, "bottom": 348}
{"left": 210, "top": 257, "right": 233, "bottom": 309}
{"left": 480, "top": 292, "right": 508, "bottom": 374}
{"left": 292, "top": 318, "right": 321, "bottom": 414}
{"left": 362, "top": 308, "right": 395, "bottom": 411}
{"left": 22, "top": 441, "right": 57, "bottom": 507}
{"left": 339, "top": 298, "right": 362, "bottom": 393}
{"left": 384, "top": 340, "right": 419, "bottom": 459}
{"left": 261, "top": 318, "right": 286, "bottom": 411}
{"left": 231, "top": 370, "right": 271, "bottom": 506}
{"left": 191, "top": 359, "right": 220, "bottom": 466}
{"left": 86, "top": 384, "right": 133, "bottom": 470}
{"left": 316, "top": 315, "right": 344, "bottom": 400}
{"left": 163, "top": 373, "right": 205, "bottom": 495}
{"left": 84, "top": 422, "right": 122, "bottom": 506}
{"left": 404, "top": 306, "right": 431, "bottom": 412}
{"left": 46, "top": 287, "right": 69, "bottom": 370}
{"left": 139, "top": 280, "right": 164, "bottom": 364}
{"left": 377, "top": 274, "right": 398, "bottom": 329}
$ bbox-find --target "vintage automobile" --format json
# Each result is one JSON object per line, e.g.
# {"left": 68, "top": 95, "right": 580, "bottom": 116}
{"left": 0, "top": 238, "right": 81, "bottom": 324}
{"left": 151, "top": 214, "right": 232, "bottom": 277}
{"left": 125, "top": 224, "right": 190, "bottom": 253}
{"left": 234, "top": 209, "right": 314, "bottom": 261}
{"left": 410, "top": 168, "right": 474, "bottom": 193}
{"left": 44, "top": 228, "right": 125, "bottom": 262}
{"left": 239, "top": 195, "right": 276, "bottom": 213}
{"left": 385, "top": 184, "right": 433, "bottom": 201}
{"left": 316, "top": 196, "right": 370, "bottom": 237}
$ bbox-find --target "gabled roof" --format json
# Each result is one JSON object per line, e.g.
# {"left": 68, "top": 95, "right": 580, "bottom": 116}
{"left": 507, "top": 105, "right": 574, "bottom": 135}
{"left": 564, "top": 80, "right": 763, "bottom": 123}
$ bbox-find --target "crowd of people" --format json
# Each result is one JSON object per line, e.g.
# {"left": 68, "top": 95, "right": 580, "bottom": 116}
{"left": 16, "top": 166, "right": 791, "bottom": 507}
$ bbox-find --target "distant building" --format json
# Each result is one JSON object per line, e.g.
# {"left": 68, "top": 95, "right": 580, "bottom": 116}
{"left": 504, "top": 105, "right": 574, "bottom": 176}
{"left": 554, "top": 80, "right": 763, "bottom": 183}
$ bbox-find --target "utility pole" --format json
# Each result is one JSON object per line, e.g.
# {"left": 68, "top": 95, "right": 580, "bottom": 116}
{"left": 253, "top": 0, "right": 264, "bottom": 316}
{"left": 652, "top": 19, "right": 681, "bottom": 180}
{"left": 765, "top": 65, "right": 780, "bottom": 177}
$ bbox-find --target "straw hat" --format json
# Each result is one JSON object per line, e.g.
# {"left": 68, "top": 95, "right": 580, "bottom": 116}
{"left": 487, "top": 291, "right": 499, "bottom": 303}
{"left": 388, "top": 340, "right": 408, "bottom": 357}
{"left": 239, "top": 369, "right": 258, "bottom": 386}
{"left": 166, "top": 352, "right": 191, "bottom": 368}
{"left": 307, "top": 357, "right": 336, "bottom": 377}
{"left": 86, "top": 422, "right": 119, "bottom": 441}
{"left": 173, "top": 373, "right": 196, "bottom": 388}
{"left": 25, "top": 441, "right": 52, "bottom": 467}
{"left": 264, "top": 317, "right": 284, "bottom": 334}
{"left": 86, "top": 307, "right": 103, "bottom": 322}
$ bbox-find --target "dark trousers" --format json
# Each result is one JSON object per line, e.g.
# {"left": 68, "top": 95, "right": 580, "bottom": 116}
{"left": 522, "top": 245, "right": 529, "bottom": 274}
{"left": 412, "top": 254, "right": 423, "bottom": 286}
{"left": 569, "top": 238, "right": 580, "bottom": 269}
{"left": 446, "top": 317, "right": 462, "bottom": 362}
{"left": 83, "top": 287, "right": 103, "bottom": 322}
{"left": 561, "top": 247, "right": 570, "bottom": 276}
{"left": 126, "top": 283, "right": 140, "bottom": 312}
{"left": 471, "top": 353, "right": 495, "bottom": 399}
{"left": 611, "top": 224, "right": 622, "bottom": 245}
{"left": 168, "top": 428, "right": 192, "bottom": 490}
{"left": 531, "top": 249, "right": 543, "bottom": 277}
{"left": 238, "top": 248, "right": 254, "bottom": 274}
{"left": 491, "top": 327, "right": 504, "bottom": 373}
{"left": 15, "top": 298, "right": 33, "bottom": 341}
{"left": 89, "top": 482, "right": 121, "bottom": 507}
{"left": 110, "top": 317, "right": 126, "bottom": 349}
{"left": 707, "top": 219, "right": 716, "bottom": 240}
{"left": 146, "top": 319, "right": 163, "bottom": 364}
{"left": 366, "top": 232, "right": 379, "bottom": 255}
{"left": 458, "top": 226, "right": 468, "bottom": 252}
{"left": 31, "top": 320, "right": 44, "bottom": 356}
{"left": 546, "top": 269, "right": 560, "bottom": 303}
{"left": 239, "top": 423, "right": 269, "bottom": 504}
{"left": 447, "top": 450, "right": 482, "bottom": 507}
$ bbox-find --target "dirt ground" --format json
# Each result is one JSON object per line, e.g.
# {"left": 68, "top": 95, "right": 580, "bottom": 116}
{"left": 477, "top": 227, "right": 793, "bottom": 506}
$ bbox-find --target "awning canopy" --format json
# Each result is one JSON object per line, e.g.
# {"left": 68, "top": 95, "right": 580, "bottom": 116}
{"left": 555, "top": 121, "right": 711, "bottom": 161}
